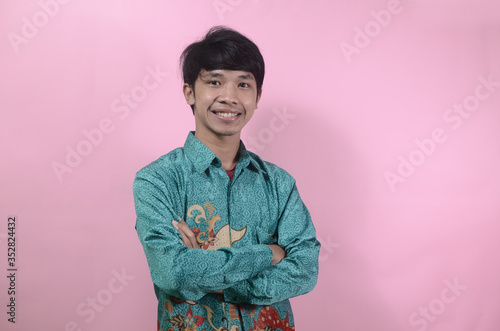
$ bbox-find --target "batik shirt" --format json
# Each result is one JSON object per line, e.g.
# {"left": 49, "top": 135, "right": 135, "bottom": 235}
{"left": 134, "top": 132, "right": 320, "bottom": 331}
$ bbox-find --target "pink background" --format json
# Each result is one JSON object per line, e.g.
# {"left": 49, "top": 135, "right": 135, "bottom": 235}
{"left": 1, "top": 0, "right": 500, "bottom": 330}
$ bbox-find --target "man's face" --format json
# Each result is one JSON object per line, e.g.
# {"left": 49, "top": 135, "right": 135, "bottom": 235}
{"left": 183, "top": 69, "right": 261, "bottom": 139}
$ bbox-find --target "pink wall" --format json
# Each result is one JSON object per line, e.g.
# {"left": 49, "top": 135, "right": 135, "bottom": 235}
{"left": 1, "top": 0, "right": 500, "bottom": 330}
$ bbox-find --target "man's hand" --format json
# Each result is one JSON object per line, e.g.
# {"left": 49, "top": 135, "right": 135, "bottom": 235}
{"left": 172, "top": 218, "right": 200, "bottom": 249}
{"left": 173, "top": 218, "right": 223, "bottom": 294}
{"left": 267, "top": 244, "right": 286, "bottom": 264}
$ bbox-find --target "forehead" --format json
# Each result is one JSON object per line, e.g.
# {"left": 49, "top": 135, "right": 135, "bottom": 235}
{"left": 198, "top": 69, "right": 255, "bottom": 81}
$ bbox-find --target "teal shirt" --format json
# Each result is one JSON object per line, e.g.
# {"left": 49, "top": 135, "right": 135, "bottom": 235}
{"left": 134, "top": 132, "right": 320, "bottom": 331}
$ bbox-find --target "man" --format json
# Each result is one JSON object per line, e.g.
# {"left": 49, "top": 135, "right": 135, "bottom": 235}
{"left": 134, "top": 26, "right": 320, "bottom": 331}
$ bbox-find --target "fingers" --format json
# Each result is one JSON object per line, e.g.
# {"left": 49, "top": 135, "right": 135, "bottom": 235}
{"left": 173, "top": 221, "right": 191, "bottom": 247}
{"left": 267, "top": 244, "right": 286, "bottom": 264}
{"left": 179, "top": 219, "right": 200, "bottom": 249}
{"left": 172, "top": 219, "right": 200, "bottom": 249}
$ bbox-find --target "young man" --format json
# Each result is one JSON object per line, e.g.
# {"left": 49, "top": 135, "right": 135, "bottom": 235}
{"left": 134, "top": 26, "right": 320, "bottom": 331}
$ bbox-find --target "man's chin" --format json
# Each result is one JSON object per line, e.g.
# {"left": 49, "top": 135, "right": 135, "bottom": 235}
{"left": 217, "top": 131, "right": 239, "bottom": 137}
{"left": 211, "top": 127, "right": 242, "bottom": 137}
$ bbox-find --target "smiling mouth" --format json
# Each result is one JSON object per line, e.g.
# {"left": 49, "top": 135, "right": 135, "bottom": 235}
{"left": 212, "top": 111, "right": 241, "bottom": 118}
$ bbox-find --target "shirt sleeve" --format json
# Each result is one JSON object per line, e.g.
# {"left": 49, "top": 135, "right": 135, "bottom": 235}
{"left": 223, "top": 181, "right": 321, "bottom": 306}
{"left": 133, "top": 169, "right": 274, "bottom": 301}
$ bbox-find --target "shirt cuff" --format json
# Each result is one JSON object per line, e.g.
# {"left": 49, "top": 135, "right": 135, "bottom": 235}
{"left": 224, "top": 280, "right": 248, "bottom": 303}
{"left": 223, "top": 244, "right": 272, "bottom": 303}
{"left": 251, "top": 244, "right": 274, "bottom": 275}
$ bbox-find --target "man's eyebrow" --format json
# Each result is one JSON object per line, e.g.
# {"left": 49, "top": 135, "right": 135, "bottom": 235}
{"left": 200, "top": 71, "right": 224, "bottom": 78}
{"left": 200, "top": 71, "right": 254, "bottom": 80}
{"left": 238, "top": 74, "right": 254, "bottom": 80}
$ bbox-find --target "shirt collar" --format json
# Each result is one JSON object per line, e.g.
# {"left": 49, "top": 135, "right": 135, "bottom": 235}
{"left": 183, "top": 131, "right": 262, "bottom": 174}
{"left": 184, "top": 132, "right": 219, "bottom": 173}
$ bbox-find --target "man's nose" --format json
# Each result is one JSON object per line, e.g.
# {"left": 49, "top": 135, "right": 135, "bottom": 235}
{"left": 217, "top": 84, "right": 238, "bottom": 104}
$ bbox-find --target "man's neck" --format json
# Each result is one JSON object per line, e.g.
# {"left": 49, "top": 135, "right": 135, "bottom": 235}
{"left": 194, "top": 130, "right": 240, "bottom": 171}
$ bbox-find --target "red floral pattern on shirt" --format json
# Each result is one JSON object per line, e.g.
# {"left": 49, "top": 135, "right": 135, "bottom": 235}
{"left": 249, "top": 306, "right": 295, "bottom": 331}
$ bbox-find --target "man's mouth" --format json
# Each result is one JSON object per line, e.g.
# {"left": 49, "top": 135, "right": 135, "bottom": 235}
{"left": 211, "top": 109, "right": 241, "bottom": 119}
{"left": 214, "top": 112, "right": 239, "bottom": 118}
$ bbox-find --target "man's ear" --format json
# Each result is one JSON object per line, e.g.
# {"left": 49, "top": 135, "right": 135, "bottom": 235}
{"left": 256, "top": 89, "right": 262, "bottom": 108}
{"left": 183, "top": 83, "right": 195, "bottom": 106}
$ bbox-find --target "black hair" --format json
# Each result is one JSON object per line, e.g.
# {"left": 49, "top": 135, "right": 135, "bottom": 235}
{"left": 180, "top": 26, "right": 265, "bottom": 110}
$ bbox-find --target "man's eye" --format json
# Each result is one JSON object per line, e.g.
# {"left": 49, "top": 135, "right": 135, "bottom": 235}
{"left": 239, "top": 82, "right": 249, "bottom": 88}
{"left": 209, "top": 80, "right": 220, "bottom": 85}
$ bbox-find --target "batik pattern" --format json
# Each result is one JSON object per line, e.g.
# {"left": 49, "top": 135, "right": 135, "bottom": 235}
{"left": 134, "top": 132, "right": 320, "bottom": 330}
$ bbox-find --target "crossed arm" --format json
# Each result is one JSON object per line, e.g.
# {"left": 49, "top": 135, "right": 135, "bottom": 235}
{"left": 172, "top": 218, "right": 286, "bottom": 295}
{"left": 134, "top": 171, "right": 320, "bottom": 305}
{"left": 172, "top": 218, "right": 286, "bottom": 265}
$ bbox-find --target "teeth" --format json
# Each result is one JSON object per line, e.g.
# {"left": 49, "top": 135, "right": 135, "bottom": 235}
{"left": 216, "top": 112, "right": 238, "bottom": 118}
